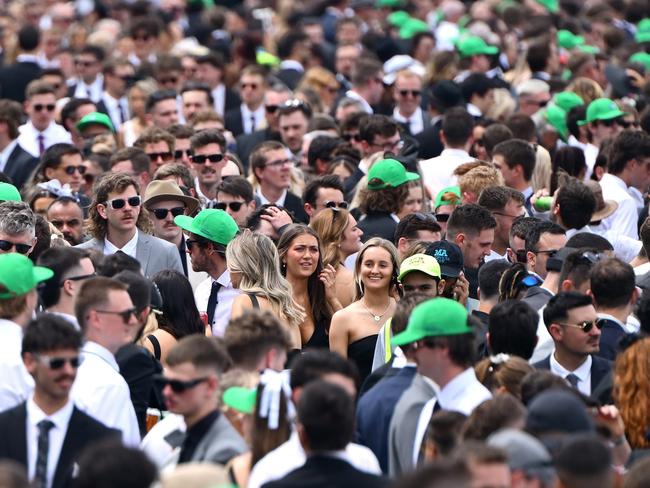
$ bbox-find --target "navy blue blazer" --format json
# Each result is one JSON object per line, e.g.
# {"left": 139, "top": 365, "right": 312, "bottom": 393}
{"left": 595, "top": 318, "right": 627, "bottom": 361}
{"left": 533, "top": 354, "right": 612, "bottom": 395}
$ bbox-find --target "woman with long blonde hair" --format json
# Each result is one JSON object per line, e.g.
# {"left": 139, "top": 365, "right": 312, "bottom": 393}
{"left": 227, "top": 230, "right": 305, "bottom": 349}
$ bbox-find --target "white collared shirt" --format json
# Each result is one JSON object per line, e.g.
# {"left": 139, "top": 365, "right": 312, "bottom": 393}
{"left": 466, "top": 103, "right": 482, "bottom": 117}
{"left": 194, "top": 271, "right": 240, "bottom": 337}
{"left": 565, "top": 226, "right": 641, "bottom": 263}
{"left": 550, "top": 352, "right": 592, "bottom": 396}
{"left": 392, "top": 107, "right": 424, "bottom": 135}
{"left": 279, "top": 60, "right": 304, "bottom": 72}
{"left": 18, "top": 121, "right": 72, "bottom": 158}
{"left": 102, "top": 91, "right": 129, "bottom": 129}
{"left": 70, "top": 75, "right": 104, "bottom": 103}
{"left": 485, "top": 249, "right": 508, "bottom": 263}
{"left": 419, "top": 148, "right": 475, "bottom": 198}
{"left": 344, "top": 90, "right": 373, "bottom": 114}
{"left": 26, "top": 397, "right": 74, "bottom": 488}
{"left": 257, "top": 189, "right": 288, "bottom": 207}
{"left": 599, "top": 173, "right": 639, "bottom": 239}
{"left": 103, "top": 229, "right": 139, "bottom": 259}
{"left": 71, "top": 341, "right": 140, "bottom": 446}
{"left": 211, "top": 84, "right": 226, "bottom": 117}
{"left": 240, "top": 104, "right": 266, "bottom": 135}
{"left": 247, "top": 431, "right": 381, "bottom": 488}
{"left": 0, "top": 138, "right": 18, "bottom": 173}
{"left": 194, "top": 177, "right": 218, "bottom": 209}
{"left": 47, "top": 312, "right": 80, "bottom": 331}
{"left": 0, "top": 319, "right": 34, "bottom": 411}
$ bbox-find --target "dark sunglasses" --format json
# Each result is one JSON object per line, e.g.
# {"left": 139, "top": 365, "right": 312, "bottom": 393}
{"left": 186, "top": 239, "right": 204, "bottom": 251}
{"left": 324, "top": 201, "right": 349, "bottom": 209}
{"left": 103, "top": 196, "right": 141, "bottom": 209}
{"left": 557, "top": 319, "right": 604, "bottom": 333}
{"left": 617, "top": 120, "right": 638, "bottom": 129}
{"left": 33, "top": 104, "right": 55, "bottom": 112}
{"left": 151, "top": 206, "right": 185, "bottom": 219}
{"left": 74, "top": 60, "right": 95, "bottom": 67}
{"left": 598, "top": 118, "right": 620, "bottom": 127}
{"left": 147, "top": 152, "right": 174, "bottom": 163}
{"left": 192, "top": 153, "right": 224, "bottom": 164}
{"left": 0, "top": 240, "right": 31, "bottom": 254}
{"left": 265, "top": 105, "right": 279, "bottom": 113}
{"left": 215, "top": 201, "right": 245, "bottom": 211}
{"left": 398, "top": 89, "right": 421, "bottom": 97}
{"left": 434, "top": 213, "right": 450, "bottom": 223}
{"left": 241, "top": 83, "right": 259, "bottom": 90}
{"left": 155, "top": 375, "right": 209, "bottom": 393}
{"left": 63, "top": 165, "right": 87, "bottom": 175}
{"left": 174, "top": 149, "right": 192, "bottom": 159}
{"left": 133, "top": 34, "right": 151, "bottom": 41}
{"left": 60, "top": 273, "right": 96, "bottom": 286}
{"left": 342, "top": 133, "right": 362, "bottom": 142}
{"left": 36, "top": 354, "right": 83, "bottom": 370}
{"left": 95, "top": 307, "right": 137, "bottom": 322}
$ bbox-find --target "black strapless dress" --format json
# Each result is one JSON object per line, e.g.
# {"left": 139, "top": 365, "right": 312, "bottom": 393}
{"left": 347, "top": 334, "right": 378, "bottom": 385}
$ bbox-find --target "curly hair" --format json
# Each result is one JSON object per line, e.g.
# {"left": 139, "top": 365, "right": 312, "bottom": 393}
{"left": 310, "top": 208, "right": 350, "bottom": 268}
{"left": 357, "top": 183, "right": 409, "bottom": 215}
{"left": 613, "top": 337, "right": 650, "bottom": 449}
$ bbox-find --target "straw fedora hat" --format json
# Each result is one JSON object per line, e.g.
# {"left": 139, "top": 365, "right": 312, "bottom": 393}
{"left": 142, "top": 180, "right": 200, "bottom": 216}
{"left": 585, "top": 180, "right": 618, "bottom": 223}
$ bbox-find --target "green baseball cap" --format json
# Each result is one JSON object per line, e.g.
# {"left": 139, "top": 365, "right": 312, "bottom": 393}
{"left": 636, "top": 18, "right": 650, "bottom": 43}
{"left": 0, "top": 254, "right": 53, "bottom": 299}
{"left": 398, "top": 254, "right": 441, "bottom": 282}
{"left": 544, "top": 104, "right": 568, "bottom": 141}
{"left": 557, "top": 30, "right": 584, "bottom": 49}
{"left": 377, "top": 0, "right": 404, "bottom": 7}
{"left": 77, "top": 111, "right": 115, "bottom": 133}
{"left": 387, "top": 10, "right": 410, "bottom": 27}
{"left": 399, "top": 18, "right": 430, "bottom": 39}
{"left": 367, "top": 158, "right": 420, "bottom": 190}
{"left": 174, "top": 209, "right": 239, "bottom": 246}
{"left": 223, "top": 387, "right": 256, "bottom": 414}
{"left": 434, "top": 186, "right": 461, "bottom": 209}
{"left": 552, "top": 91, "right": 584, "bottom": 112}
{"left": 630, "top": 52, "right": 650, "bottom": 71}
{"left": 456, "top": 36, "right": 499, "bottom": 57}
{"left": 534, "top": 0, "right": 558, "bottom": 13}
{"left": 0, "top": 182, "right": 21, "bottom": 202}
{"left": 578, "top": 98, "right": 626, "bottom": 126}
{"left": 392, "top": 298, "right": 472, "bottom": 346}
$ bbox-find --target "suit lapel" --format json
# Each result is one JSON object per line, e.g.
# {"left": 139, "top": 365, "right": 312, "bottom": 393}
{"left": 52, "top": 408, "right": 84, "bottom": 488}
{"left": 8, "top": 404, "right": 28, "bottom": 466}
{"left": 135, "top": 234, "right": 150, "bottom": 275}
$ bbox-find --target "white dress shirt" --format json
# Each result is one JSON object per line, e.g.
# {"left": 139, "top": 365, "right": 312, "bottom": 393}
{"left": 48, "top": 312, "right": 80, "bottom": 330}
{"left": 530, "top": 302, "right": 555, "bottom": 364}
{"left": 240, "top": 104, "right": 266, "bottom": 135}
{"left": 392, "top": 107, "right": 425, "bottom": 135}
{"left": 103, "top": 229, "right": 139, "bottom": 259}
{"left": 0, "top": 319, "right": 35, "bottom": 411}
{"left": 420, "top": 148, "right": 475, "bottom": 198}
{"left": 247, "top": 432, "right": 381, "bottom": 488}
{"left": 257, "top": 189, "right": 288, "bottom": 207}
{"left": 140, "top": 413, "right": 185, "bottom": 469}
{"left": 550, "top": 352, "right": 592, "bottom": 396}
{"left": 102, "top": 92, "right": 130, "bottom": 129}
{"left": 599, "top": 173, "right": 639, "bottom": 239}
{"left": 485, "top": 249, "right": 508, "bottom": 263}
{"left": 565, "top": 226, "right": 641, "bottom": 263}
{"left": 194, "top": 270, "right": 240, "bottom": 337}
{"left": 0, "top": 138, "right": 18, "bottom": 173}
{"left": 194, "top": 177, "right": 218, "bottom": 209}
{"left": 70, "top": 75, "right": 104, "bottom": 103}
{"left": 18, "top": 121, "right": 72, "bottom": 158}
{"left": 211, "top": 84, "right": 226, "bottom": 117}
{"left": 344, "top": 90, "right": 373, "bottom": 114}
{"left": 71, "top": 341, "right": 140, "bottom": 447}
{"left": 26, "top": 397, "right": 74, "bottom": 488}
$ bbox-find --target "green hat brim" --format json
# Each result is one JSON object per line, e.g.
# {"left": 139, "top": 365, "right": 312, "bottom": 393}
{"left": 173, "top": 215, "right": 204, "bottom": 238}
{"left": 223, "top": 387, "right": 256, "bottom": 414}
{"left": 368, "top": 170, "right": 420, "bottom": 190}
{"left": 636, "top": 33, "right": 650, "bottom": 43}
{"left": 578, "top": 107, "right": 626, "bottom": 126}
{"left": 0, "top": 265, "right": 53, "bottom": 299}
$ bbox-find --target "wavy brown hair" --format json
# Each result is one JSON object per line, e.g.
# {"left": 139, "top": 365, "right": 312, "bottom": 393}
{"left": 613, "top": 337, "right": 650, "bottom": 449}
{"left": 309, "top": 208, "right": 349, "bottom": 268}
{"left": 358, "top": 183, "right": 409, "bottom": 215}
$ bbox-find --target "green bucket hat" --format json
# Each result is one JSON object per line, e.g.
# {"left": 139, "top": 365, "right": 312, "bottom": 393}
{"left": 434, "top": 186, "right": 461, "bottom": 209}
{"left": 578, "top": 98, "right": 626, "bottom": 126}
{"left": 399, "top": 18, "right": 430, "bottom": 39}
{"left": 557, "top": 30, "right": 584, "bottom": 49}
{"left": 223, "top": 387, "right": 257, "bottom": 415}
{"left": 544, "top": 104, "right": 568, "bottom": 141}
{"left": 0, "top": 182, "right": 21, "bottom": 202}
{"left": 636, "top": 18, "right": 650, "bottom": 43}
{"left": 392, "top": 298, "right": 472, "bottom": 346}
{"left": 387, "top": 10, "right": 410, "bottom": 27}
{"left": 174, "top": 209, "right": 239, "bottom": 246}
{"left": 398, "top": 254, "right": 441, "bottom": 282}
{"left": 534, "top": 0, "right": 558, "bottom": 13}
{"left": 630, "top": 52, "right": 650, "bottom": 71}
{"left": 0, "top": 254, "right": 53, "bottom": 299}
{"left": 367, "top": 158, "right": 420, "bottom": 190}
{"left": 456, "top": 36, "right": 499, "bottom": 58}
{"left": 76, "top": 111, "right": 115, "bottom": 133}
{"left": 552, "top": 91, "right": 584, "bottom": 112}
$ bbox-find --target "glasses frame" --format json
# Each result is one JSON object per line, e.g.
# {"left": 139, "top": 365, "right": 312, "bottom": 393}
{"left": 103, "top": 196, "right": 141, "bottom": 210}
{"left": 557, "top": 319, "right": 604, "bottom": 333}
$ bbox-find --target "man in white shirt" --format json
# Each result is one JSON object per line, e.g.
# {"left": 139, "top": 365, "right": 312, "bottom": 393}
{"left": 225, "top": 66, "right": 267, "bottom": 137}
{"left": 492, "top": 139, "right": 536, "bottom": 213}
{"left": 97, "top": 59, "right": 135, "bottom": 130}
{"left": 392, "top": 70, "right": 428, "bottom": 136}
{"left": 599, "top": 130, "right": 650, "bottom": 240}
{"left": 69, "top": 45, "right": 105, "bottom": 103}
{"left": 579, "top": 97, "right": 625, "bottom": 178}
{"left": 174, "top": 208, "right": 240, "bottom": 337}
{"left": 71, "top": 276, "right": 141, "bottom": 446}
{"left": 18, "top": 80, "right": 72, "bottom": 158}
{"left": 0, "top": 254, "right": 53, "bottom": 411}
{"left": 419, "top": 107, "right": 475, "bottom": 198}
{"left": 188, "top": 129, "right": 228, "bottom": 209}
{"left": 0, "top": 313, "right": 118, "bottom": 488}
{"left": 478, "top": 186, "right": 526, "bottom": 262}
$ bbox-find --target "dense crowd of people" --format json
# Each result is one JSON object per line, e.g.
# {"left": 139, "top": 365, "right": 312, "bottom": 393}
{"left": 0, "top": 0, "right": 649, "bottom": 486}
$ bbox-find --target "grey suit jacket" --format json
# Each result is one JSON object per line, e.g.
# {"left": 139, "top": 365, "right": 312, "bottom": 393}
{"left": 387, "top": 372, "right": 436, "bottom": 477}
{"left": 76, "top": 232, "right": 184, "bottom": 278}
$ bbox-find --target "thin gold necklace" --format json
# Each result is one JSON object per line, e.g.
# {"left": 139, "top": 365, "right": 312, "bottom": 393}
{"left": 361, "top": 297, "right": 391, "bottom": 322}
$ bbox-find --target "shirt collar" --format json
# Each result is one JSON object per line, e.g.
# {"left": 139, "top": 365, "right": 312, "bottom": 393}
{"left": 597, "top": 313, "right": 626, "bottom": 329}
{"left": 82, "top": 341, "right": 119, "bottom": 372}
{"left": 466, "top": 103, "right": 482, "bottom": 117}
{"left": 550, "top": 352, "right": 592, "bottom": 381}
{"left": 392, "top": 106, "right": 421, "bottom": 123}
{"left": 437, "top": 368, "right": 481, "bottom": 409}
{"left": 27, "top": 396, "right": 74, "bottom": 432}
{"left": 258, "top": 189, "right": 287, "bottom": 207}
{"left": 194, "top": 176, "right": 217, "bottom": 207}
{"left": 602, "top": 173, "right": 628, "bottom": 191}
{"left": 104, "top": 228, "right": 139, "bottom": 256}
{"left": 280, "top": 60, "right": 304, "bottom": 72}
{"left": 215, "top": 269, "right": 232, "bottom": 288}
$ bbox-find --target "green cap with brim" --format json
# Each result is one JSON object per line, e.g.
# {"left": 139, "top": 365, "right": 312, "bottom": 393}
{"left": 392, "top": 298, "right": 472, "bottom": 346}
{"left": 534, "top": 0, "right": 559, "bottom": 13}
{"left": 174, "top": 209, "right": 239, "bottom": 246}
{"left": 553, "top": 91, "right": 584, "bottom": 112}
{"left": 0, "top": 254, "right": 53, "bottom": 299}
{"left": 636, "top": 18, "right": 650, "bottom": 43}
{"left": 434, "top": 186, "right": 461, "bottom": 209}
{"left": 398, "top": 254, "right": 441, "bottom": 282}
{"left": 76, "top": 111, "right": 115, "bottom": 133}
{"left": 578, "top": 98, "right": 626, "bottom": 126}
{"left": 456, "top": 36, "right": 499, "bottom": 57}
{"left": 630, "top": 52, "right": 650, "bottom": 71}
{"left": 223, "top": 387, "right": 256, "bottom": 415}
{"left": 544, "top": 104, "right": 569, "bottom": 141}
{"left": 399, "top": 18, "right": 430, "bottom": 39}
{"left": 557, "top": 30, "right": 584, "bottom": 49}
{"left": 0, "top": 182, "right": 21, "bottom": 202}
{"left": 387, "top": 11, "right": 411, "bottom": 27}
{"left": 367, "top": 158, "right": 420, "bottom": 190}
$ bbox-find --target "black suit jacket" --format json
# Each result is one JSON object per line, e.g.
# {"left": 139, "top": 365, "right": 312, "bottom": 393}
{"left": 275, "top": 68, "right": 303, "bottom": 91}
{"left": 235, "top": 128, "right": 281, "bottom": 172}
{"left": 283, "top": 191, "right": 309, "bottom": 224}
{"left": 224, "top": 87, "right": 241, "bottom": 114}
{"left": 533, "top": 354, "right": 612, "bottom": 395}
{"left": 2, "top": 142, "right": 40, "bottom": 190}
{"left": 596, "top": 318, "right": 627, "bottom": 361}
{"left": 225, "top": 107, "right": 245, "bottom": 138}
{"left": 415, "top": 118, "right": 443, "bottom": 160}
{"left": 521, "top": 286, "right": 554, "bottom": 312}
{"left": 261, "top": 455, "right": 388, "bottom": 488}
{"left": 0, "top": 402, "right": 120, "bottom": 488}
{"left": 0, "top": 61, "right": 41, "bottom": 102}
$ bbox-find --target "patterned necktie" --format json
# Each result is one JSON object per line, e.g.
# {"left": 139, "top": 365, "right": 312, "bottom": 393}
{"left": 118, "top": 102, "right": 126, "bottom": 124}
{"left": 250, "top": 115, "right": 256, "bottom": 132}
{"left": 565, "top": 373, "right": 580, "bottom": 389}
{"left": 37, "top": 133, "right": 45, "bottom": 155}
{"left": 207, "top": 281, "right": 222, "bottom": 326}
{"left": 35, "top": 419, "right": 55, "bottom": 488}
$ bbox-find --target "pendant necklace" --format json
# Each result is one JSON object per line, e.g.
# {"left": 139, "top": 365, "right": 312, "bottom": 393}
{"left": 361, "top": 298, "right": 391, "bottom": 322}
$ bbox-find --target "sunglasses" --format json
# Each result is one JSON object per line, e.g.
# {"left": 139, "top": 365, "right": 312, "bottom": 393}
{"left": 434, "top": 213, "right": 451, "bottom": 223}
{"left": 63, "top": 165, "right": 87, "bottom": 175}
{"left": 215, "top": 201, "right": 245, "bottom": 211}
{"left": 0, "top": 240, "right": 31, "bottom": 254}
{"left": 154, "top": 375, "right": 209, "bottom": 393}
{"left": 265, "top": 158, "right": 293, "bottom": 168}
{"left": 151, "top": 206, "right": 185, "bottom": 219}
{"left": 36, "top": 354, "right": 83, "bottom": 370}
{"left": 103, "top": 196, "right": 141, "bottom": 209}
{"left": 324, "top": 201, "right": 349, "bottom": 209}
{"left": 192, "top": 153, "right": 224, "bottom": 164}
{"left": 74, "top": 60, "right": 96, "bottom": 67}
{"left": 33, "top": 104, "right": 56, "bottom": 112}
{"left": 241, "top": 83, "right": 259, "bottom": 90}
{"left": 265, "top": 105, "right": 279, "bottom": 113}
{"left": 61, "top": 273, "right": 96, "bottom": 286}
{"left": 147, "top": 152, "right": 174, "bottom": 163}
{"left": 186, "top": 238, "right": 204, "bottom": 251}
{"left": 174, "top": 149, "right": 192, "bottom": 159}
{"left": 398, "top": 89, "right": 421, "bottom": 97}
{"left": 95, "top": 307, "right": 137, "bottom": 322}
{"left": 618, "top": 120, "right": 638, "bottom": 129}
{"left": 557, "top": 319, "right": 604, "bottom": 333}
{"left": 342, "top": 133, "right": 362, "bottom": 142}
{"left": 598, "top": 118, "right": 620, "bottom": 127}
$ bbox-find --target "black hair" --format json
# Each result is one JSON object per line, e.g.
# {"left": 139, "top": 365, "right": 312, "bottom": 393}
{"left": 216, "top": 176, "right": 254, "bottom": 203}
{"left": 18, "top": 25, "right": 40, "bottom": 52}
{"left": 555, "top": 435, "right": 613, "bottom": 483}
{"left": 425, "top": 328, "right": 477, "bottom": 369}
{"left": 478, "top": 259, "right": 511, "bottom": 301}
{"left": 79, "top": 44, "right": 106, "bottom": 62}
{"left": 510, "top": 216, "right": 542, "bottom": 241}
{"left": 394, "top": 213, "right": 441, "bottom": 242}
{"left": 482, "top": 123, "right": 513, "bottom": 159}
{"left": 556, "top": 178, "right": 596, "bottom": 229}
{"left": 180, "top": 82, "right": 214, "bottom": 106}
{"left": 112, "top": 270, "right": 151, "bottom": 312}
{"left": 276, "top": 31, "right": 309, "bottom": 59}
{"left": 446, "top": 204, "right": 497, "bottom": 241}
{"left": 22, "top": 313, "right": 82, "bottom": 355}
{"left": 527, "top": 41, "right": 551, "bottom": 72}
{"left": 565, "top": 232, "right": 613, "bottom": 252}
{"left": 97, "top": 251, "right": 142, "bottom": 277}
{"left": 559, "top": 250, "right": 598, "bottom": 292}
{"left": 152, "top": 270, "right": 205, "bottom": 340}
{"left": 441, "top": 107, "right": 474, "bottom": 146}
{"left": 488, "top": 300, "right": 539, "bottom": 360}
{"left": 290, "top": 350, "right": 359, "bottom": 391}
{"left": 358, "top": 114, "right": 399, "bottom": 144}
{"left": 146, "top": 89, "right": 178, "bottom": 113}
{"left": 543, "top": 291, "right": 593, "bottom": 329}
{"left": 478, "top": 186, "right": 525, "bottom": 212}
{"left": 307, "top": 136, "right": 342, "bottom": 170}
{"left": 590, "top": 257, "right": 635, "bottom": 309}
{"left": 460, "top": 73, "right": 493, "bottom": 101}
{"left": 60, "top": 98, "right": 95, "bottom": 132}
{"left": 246, "top": 204, "right": 295, "bottom": 236}
{"left": 39, "top": 143, "right": 82, "bottom": 172}
{"left": 551, "top": 147, "right": 587, "bottom": 194}
{"left": 37, "top": 247, "right": 90, "bottom": 309}
{"left": 524, "top": 220, "right": 565, "bottom": 252}
{"left": 492, "top": 139, "right": 536, "bottom": 181}
{"left": 608, "top": 130, "right": 650, "bottom": 175}
{"left": 505, "top": 114, "right": 536, "bottom": 142}
{"left": 302, "top": 175, "right": 344, "bottom": 208}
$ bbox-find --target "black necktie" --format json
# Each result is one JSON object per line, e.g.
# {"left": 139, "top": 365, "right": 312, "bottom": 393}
{"left": 207, "top": 281, "right": 222, "bottom": 326}
{"left": 565, "top": 373, "right": 580, "bottom": 389}
{"left": 35, "top": 419, "right": 55, "bottom": 488}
